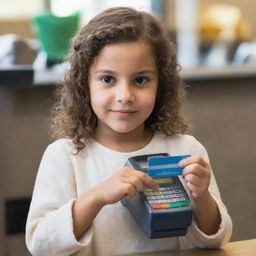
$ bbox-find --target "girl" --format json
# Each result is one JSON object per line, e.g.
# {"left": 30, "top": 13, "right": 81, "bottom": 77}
{"left": 26, "top": 7, "right": 232, "bottom": 256}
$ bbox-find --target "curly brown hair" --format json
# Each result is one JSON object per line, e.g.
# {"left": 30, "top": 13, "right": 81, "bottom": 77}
{"left": 50, "top": 7, "right": 190, "bottom": 153}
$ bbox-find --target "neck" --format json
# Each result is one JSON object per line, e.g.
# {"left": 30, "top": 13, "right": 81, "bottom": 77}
{"left": 93, "top": 127, "right": 154, "bottom": 152}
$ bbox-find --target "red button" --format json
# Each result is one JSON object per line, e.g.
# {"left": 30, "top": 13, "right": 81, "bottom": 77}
{"left": 152, "top": 204, "right": 161, "bottom": 210}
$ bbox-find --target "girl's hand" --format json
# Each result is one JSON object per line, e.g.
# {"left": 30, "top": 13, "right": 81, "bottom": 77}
{"left": 94, "top": 167, "right": 159, "bottom": 206}
{"left": 179, "top": 156, "right": 211, "bottom": 201}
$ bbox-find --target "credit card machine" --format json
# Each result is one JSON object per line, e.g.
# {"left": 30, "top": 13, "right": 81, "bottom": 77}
{"left": 121, "top": 153, "right": 193, "bottom": 239}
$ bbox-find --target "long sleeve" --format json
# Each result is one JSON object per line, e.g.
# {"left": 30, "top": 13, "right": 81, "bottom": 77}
{"left": 25, "top": 142, "right": 93, "bottom": 256}
{"left": 180, "top": 137, "right": 233, "bottom": 249}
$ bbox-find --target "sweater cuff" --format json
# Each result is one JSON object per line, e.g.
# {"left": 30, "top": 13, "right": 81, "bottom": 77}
{"left": 190, "top": 195, "right": 232, "bottom": 248}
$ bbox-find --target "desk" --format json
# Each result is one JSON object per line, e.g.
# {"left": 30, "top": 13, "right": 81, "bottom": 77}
{"left": 120, "top": 239, "right": 256, "bottom": 256}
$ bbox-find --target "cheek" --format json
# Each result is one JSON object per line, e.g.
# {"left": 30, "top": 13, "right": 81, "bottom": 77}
{"left": 91, "top": 95, "right": 104, "bottom": 110}
{"left": 141, "top": 92, "right": 157, "bottom": 111}
{"left": 90, "top": 90, "right": 110, "bottom": 112}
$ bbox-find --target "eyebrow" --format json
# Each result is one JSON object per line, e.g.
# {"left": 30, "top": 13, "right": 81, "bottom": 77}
{"left": 94, "top": 69, "right": 157, "bottom": 75}
{"left": 94, "top": 70, "right": 116, "bottom": 75}
{"left": 134, "top": 70, "right": 156, "bottom": 75}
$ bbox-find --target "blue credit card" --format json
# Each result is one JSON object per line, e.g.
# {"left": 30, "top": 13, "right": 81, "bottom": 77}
{"left": 147, "top": 155, "right": 191, "bottom": 178}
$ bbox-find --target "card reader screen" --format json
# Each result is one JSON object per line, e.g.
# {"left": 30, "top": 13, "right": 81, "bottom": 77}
{"left": 153, "top": 177, "right": 175, "bottom": 184}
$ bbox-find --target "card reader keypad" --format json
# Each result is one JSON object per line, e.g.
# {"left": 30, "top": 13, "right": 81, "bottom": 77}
{"left": 144, "top": 186, "right": 189, "bottom": 210}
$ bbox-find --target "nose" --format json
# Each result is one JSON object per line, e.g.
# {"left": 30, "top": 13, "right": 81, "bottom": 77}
{"left": 116, "top": 83, "right": 135, "bottom": 104}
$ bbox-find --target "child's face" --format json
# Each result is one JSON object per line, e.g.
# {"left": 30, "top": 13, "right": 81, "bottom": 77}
{"left": 88, "top": 40, "right": 158, "bottom": 137}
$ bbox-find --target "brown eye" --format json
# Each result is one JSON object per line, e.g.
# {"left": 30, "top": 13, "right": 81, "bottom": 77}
{"left": 135, "top": 77, "right": 149, "bottom": 85}
{"left": 101, "top": 76, "right": 114, "bottom": 84}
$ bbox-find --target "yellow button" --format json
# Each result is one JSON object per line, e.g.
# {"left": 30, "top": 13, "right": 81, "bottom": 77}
{"left": 161, "top": 204, "right": 170, "bottom": 209}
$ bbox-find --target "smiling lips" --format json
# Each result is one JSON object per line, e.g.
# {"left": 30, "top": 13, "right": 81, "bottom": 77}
{"left": 110, "top": 109, "right": 137, "bottom": 117}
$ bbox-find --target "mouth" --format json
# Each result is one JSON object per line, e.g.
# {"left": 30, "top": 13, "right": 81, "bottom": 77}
{"left": 110, "top": 109, "right": 137, "bottom": 117}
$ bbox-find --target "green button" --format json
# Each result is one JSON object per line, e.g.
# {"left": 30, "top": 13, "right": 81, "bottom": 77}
{"left": 171, "top": 203, "right": 179, "bottom": 208}
{"left": 178, "top": 201, "right": 189, "bottom": 207}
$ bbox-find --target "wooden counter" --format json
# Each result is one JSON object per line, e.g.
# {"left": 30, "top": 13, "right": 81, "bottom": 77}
{"left": 119, "top": 239, "right": 256, "bottom": 256}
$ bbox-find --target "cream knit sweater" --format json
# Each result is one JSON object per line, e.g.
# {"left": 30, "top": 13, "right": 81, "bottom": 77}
{"left": 26, "top": 133, "right": 232, "bottom": 256}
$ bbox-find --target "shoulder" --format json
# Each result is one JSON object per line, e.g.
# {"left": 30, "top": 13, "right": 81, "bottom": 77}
{"left": 46, "top": 138, "right": 75, "bottom": 155}
{"left": 156, "top": 132, "right": 200, "bottom": 145}
{"left": 44, "top": 138, "right": 89, "bottom": 158}
{"left": 174, "top": 134, "right": 204, "bottom": 148}
{"left": 155, "top": 132, "right": 207, "bottom": 156}
{"left": 44, "top": 137, "right": 94, "bottom": 158}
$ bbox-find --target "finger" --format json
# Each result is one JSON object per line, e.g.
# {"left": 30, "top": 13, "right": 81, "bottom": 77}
{"left": 182, "top": 163, "right": 206, "bottom": 178}
{"left": 183, "top": 173, "right": 202, "bottom": 187}
{"left": 121, "top": 169, "right": 148, "bottom": 191}
{"left": 186, "top": 181, "right": 205, "bottom": 200}
{"left": 185, "top": 181, "right": 199, "bottom": 197}
{"left": 136, "top": 172, "right": 159, "bottom": 190}
{"left": 179, "top": 155, "right": 208, "bottom": 168}
{"left": 125, "top": 175, "right": 144, "bottom": 192}
{"left": 122, "top": 168, "right": 159, "bottom": 190}
{"left": 123, "top": 183, "right": 137, "bottom": 198}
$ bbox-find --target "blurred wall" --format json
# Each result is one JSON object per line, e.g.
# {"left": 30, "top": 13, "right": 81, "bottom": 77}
{"left": 0, "top": 20, "right": 35, "bottom": 38}
{"left": 187, "top": 77, "right": 256, "bottom": 241}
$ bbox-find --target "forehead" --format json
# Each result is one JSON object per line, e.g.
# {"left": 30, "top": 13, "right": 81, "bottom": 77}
{"left": 90, "top": 40, "right": 157, "bottom": 73}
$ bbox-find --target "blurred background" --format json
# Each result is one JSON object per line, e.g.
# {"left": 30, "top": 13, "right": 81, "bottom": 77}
{"left": 0, "top": 0, "right": 256, "bottom": 255}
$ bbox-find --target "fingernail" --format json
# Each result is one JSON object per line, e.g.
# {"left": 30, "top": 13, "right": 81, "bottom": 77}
{"left": 178, "top": 160, "right": 184, "bottom": 167}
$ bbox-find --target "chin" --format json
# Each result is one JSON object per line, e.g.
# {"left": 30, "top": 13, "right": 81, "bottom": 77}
{"left": 112, "top": 125, "right": 143, "bottom": 134}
